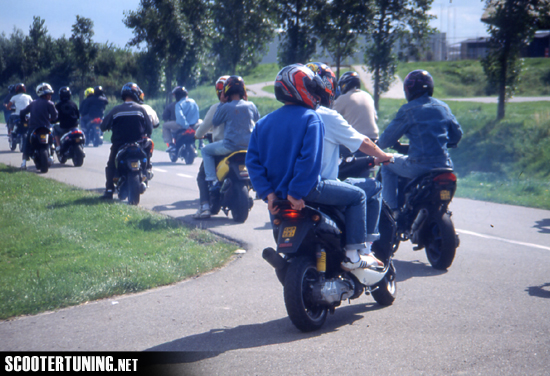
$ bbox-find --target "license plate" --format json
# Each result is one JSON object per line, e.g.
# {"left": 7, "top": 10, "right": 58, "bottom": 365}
{"left": 131, "top": 161, "right": 139, "bottom": 169}
{"left": 440, "top": 190, "right": 451, "bottom": 200}
{"left": 282, "top": 226, "right": 296, "bottom": 238}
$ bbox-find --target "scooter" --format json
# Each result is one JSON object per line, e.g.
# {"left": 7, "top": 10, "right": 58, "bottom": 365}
{"left": 56, "top": 127, "right": 86, "bottom": 167}
{"left": 209, "top": 151, "right": 254, "bottom": 223}
{"left": 262, "top": 199, "right": 396, "bottom": 332}
{"left": 26, "top": 125, "right": 55, "bottom": 173}
{"left": 168, "top": 128, "right": 197, "bottom": 165}
{"left": 113, "top": 138, "right": 154, "bottom": 205}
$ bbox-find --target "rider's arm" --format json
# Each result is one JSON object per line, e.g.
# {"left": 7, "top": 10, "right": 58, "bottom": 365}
{"left": 19, "top": 102, "right": 32, "bottom": 122}
{"left": 446, "top": 109, "right": 463, "bottom": 148}
{"left": 211, "top": 102, "right": 227, "bottom": 127}
{"left": 195, "top": 103, "right": 218, "bottom": 139}
{"left": 245, "top": 126, "right": 275, "bottom": 200}
{"left": 287, "top": 113, "right": 324, "bottom": 201}
{"left": 377, "top": 107, "right": 408, "bottom": 150}
{"left": 100, "top": 108, "right": 115, "bottom": 131}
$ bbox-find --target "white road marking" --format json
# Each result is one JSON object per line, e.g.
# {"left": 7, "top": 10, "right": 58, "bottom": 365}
{"left": 456, "top": 229, "right": 550, "bottom": 251}
{"left": 154, "top": 168, "right": 167, "bottom": 173}
{"left": 177, "top": 173, "right": 194, "bottom": 178}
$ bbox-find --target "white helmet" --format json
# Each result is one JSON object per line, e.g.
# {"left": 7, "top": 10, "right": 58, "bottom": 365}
{"left": 36, "top": 82, "right": 54, "bottom": 97}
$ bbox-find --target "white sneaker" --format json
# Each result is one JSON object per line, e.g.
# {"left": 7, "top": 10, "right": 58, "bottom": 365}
{"left": 341, "top": 254, "right": 383, "bottom": 271}
{"left": 193, "top": 204, "right": 211, "bottom": 219}
{"left": 20, "top": 160, "right": 27, "bottom": 170}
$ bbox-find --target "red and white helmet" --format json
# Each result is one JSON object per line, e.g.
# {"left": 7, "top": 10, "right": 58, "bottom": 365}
{"left": 274, "top": 64, "right": 325, "bottom": 109}
{"left": 215, "top": 75, "right": 230, "bottom": 99}
{"left": 306, "top": 62, "right": 337, "bottom": 107}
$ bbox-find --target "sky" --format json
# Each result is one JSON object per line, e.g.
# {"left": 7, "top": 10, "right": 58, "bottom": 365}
{"left": 0, "top": 0, "right": 489, "bottom": 48}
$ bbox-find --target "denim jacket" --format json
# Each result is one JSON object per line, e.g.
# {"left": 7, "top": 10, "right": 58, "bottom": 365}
{"left": 378, "top": 93, "right": 463, "bottom": 167}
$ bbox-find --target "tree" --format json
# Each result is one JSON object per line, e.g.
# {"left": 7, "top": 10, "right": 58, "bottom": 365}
{"left": 311, "top": 0, "right": 372, "bottom": 79}
{"left": 481, "top": 0, "right": 546, "bottom": 120}
{"left": 211, "top": 0, "right": 276, "bottom": 76}
{"left": 125, "top": 0, "right": 211, "bottom": 102}
{"left": 276, "top": 0, "right": 320, "bottom": 67}
{"left": 70, "top": 15, "right": 98, "bottom": 101}
{"left": 365, "top": 0, "right": 434, "bottom": 110}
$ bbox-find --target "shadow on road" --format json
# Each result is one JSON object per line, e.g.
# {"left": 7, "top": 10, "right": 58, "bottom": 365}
{"left": 392, "top": 259, "right": 447, "bottom": 283}
{"left": 145, "top": 303, "right": 386, "bottom": 361}
{"left": 153, "top": 199, "right": 200, "bottom": 212}
{"left": 533, "top": 219, "right": 550, "bottom": 234}
{"left": 526, "top": 283, "right": 550, "bottom": 299}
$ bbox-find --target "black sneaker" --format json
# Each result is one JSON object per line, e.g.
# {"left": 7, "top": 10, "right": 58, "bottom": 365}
{"left": 101, "top": 190, "right": 113, "bottom": 200}
{"left": 208, "top": 181, "right": 221, "bottom": 193}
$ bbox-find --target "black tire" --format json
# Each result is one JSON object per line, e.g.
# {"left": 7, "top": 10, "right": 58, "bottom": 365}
{"left": 73, "top": 146, "right": 85, "bottom": 167}
{"left": 38, "top": 148, "right": 49, "bottom": 173}
{"left": 59, "top": 154, "right": 67, "bottom": 164}
{"left": 93, "top": 131, "right": 99, "bottom": 147}
{"left": 230, "top": 182, "right": 250, "bottom": 223}
{"left": 424, "top": 212, "right": 457, "bottom": 270}
{"left": 8, "top": 136, "right": 16, "bottom": 151}
{"left": 169, "top": 151, "right": 178, "bottom": 163}
{"left": 127, "top": 171, "right": 141, "bottom": 205}
{"left": 283, "top": 256, "right": 328, "bottom": 332}
{"left": 371, "top": 262, "right": 397, "bottom": 306}
{"left": 184, "top": 149, "right": 195, "bottom": 165}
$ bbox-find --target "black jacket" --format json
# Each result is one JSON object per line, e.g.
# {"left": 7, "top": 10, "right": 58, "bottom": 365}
{"left": 55, "top": 99, "right": 80, "bottom": 130}
{"left": 101, "top": 101, "right": 153, "bottom": 144}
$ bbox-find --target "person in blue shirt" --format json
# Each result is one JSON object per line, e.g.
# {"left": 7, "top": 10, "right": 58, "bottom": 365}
{"left": 163, "top": 87, "right": 199, "bottom": 152}
{"left": 378, "top": 70, "right": 463, "bottom": 212}
{"left": 246, "top": 64, "right": 382, "bottom": 271}
{"left": 202, "top": 76, "right": 259, "bottom": 188}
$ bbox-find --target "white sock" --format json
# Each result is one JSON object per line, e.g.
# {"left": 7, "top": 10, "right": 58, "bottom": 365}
{"left": 359, "top": 242, "right": 373, "bottom": 256}
{"left": 345, "top": 250, "right": 360, "bottom": 263}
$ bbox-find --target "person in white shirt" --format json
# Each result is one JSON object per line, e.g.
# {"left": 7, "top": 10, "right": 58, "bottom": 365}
{"left": 333, "top": 71, "right": 379, "bottom": 159}
{"left": 307, "top": 62, "right": 393, "bottom": 267}
{"left": 7, "top": 83, "right": 33, "bottom": 119}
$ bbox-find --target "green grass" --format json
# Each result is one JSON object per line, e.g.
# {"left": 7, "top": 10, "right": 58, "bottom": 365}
{"left": 0, "top": 164, "right": 239, "bottom": 319}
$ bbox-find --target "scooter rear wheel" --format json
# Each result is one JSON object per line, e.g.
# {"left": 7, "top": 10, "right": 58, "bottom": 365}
{"left": 38, "top": 148, "right": 49, "bottom": 173}
{"left": 284, "top": 256, "right": 328, "bottom": 332}
{"left": 127, "top": 171, "right": 141, "bottom": 205}
{"left": 424, "top": 212, "right": 457, "bottom": 270}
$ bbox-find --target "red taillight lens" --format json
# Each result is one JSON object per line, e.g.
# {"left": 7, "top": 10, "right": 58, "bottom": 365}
{"left": 281, "top": 209, "right": 305, "bottom": 220}
{"left": 434, "top": 172, "right": 457, "bottom": 184}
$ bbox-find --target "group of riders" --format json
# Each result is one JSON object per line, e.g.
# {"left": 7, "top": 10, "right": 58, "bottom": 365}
{"left": 2, "top": 62, "right": 462, "bottom": 274}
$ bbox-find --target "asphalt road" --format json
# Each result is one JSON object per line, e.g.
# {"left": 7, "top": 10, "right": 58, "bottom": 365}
{"left": 1, "top": 126, "right": 549, "bottom": 375}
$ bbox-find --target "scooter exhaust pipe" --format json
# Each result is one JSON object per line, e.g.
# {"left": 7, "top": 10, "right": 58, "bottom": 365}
{"left": 262, "top": 247, "right": 286, "bottom": 270}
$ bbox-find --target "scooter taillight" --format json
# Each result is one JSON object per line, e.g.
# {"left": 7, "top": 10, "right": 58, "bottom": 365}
{"left": 434, "top": 172, "right": 457, "bottom": 184}
{"left": 281, "top": 209, "right": 306, "bottom": 220}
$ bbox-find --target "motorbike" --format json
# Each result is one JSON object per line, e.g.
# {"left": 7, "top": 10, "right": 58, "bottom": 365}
{"left": 26, "top": 125, "right": 55, "bottom": 173}
{"left": 7, "top": 115, "right": 24, "bottom": 152}
{"left": 55, "top": 127, "right": 86, "bottom": 167}
{"left": 168, "top": 128, "right": 197, "bottom": 165}
{"left": 385, "top": 142, "right": 460, "bottom": 270}
{"left": 113, "top": 138, "right": 154, "bottom": 205}
{"left": 209, "top": 151, "right": 254, "bottom": 223}
{"left": 84, "top": 117, "right": 103, "bottom": 147}
{"left": 262, "top": 199, "right": 396, "bottom": 332}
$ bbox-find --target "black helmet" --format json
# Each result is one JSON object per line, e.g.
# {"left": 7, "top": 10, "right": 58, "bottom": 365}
{"left": 306, "top": 62, "right": 337, "bottom": 107}
{"left": 171, "top": 86, "right": 188, "bottom": 102}
{"left": 223, "top": 76, "right": 246, "bottom": 99}
{"left": 15, "top": 83, "right": 26, "bottom": 94}
{"left": 59, "top": 86, "right": 71, "bottom": 101}
{"left": 338, "top": 71, "right": 361, "bottom": 95}
{"left": 403, "top": 70, "right": 434, "bottom": 102}
{"left": 121, "top": 82, "right": 144, "bottom": 104}
{"left": 274, "top": 64, "right": 324, "bottom": 110}
{"left": 93, "top": 85, "right": 104, "bottom": 96}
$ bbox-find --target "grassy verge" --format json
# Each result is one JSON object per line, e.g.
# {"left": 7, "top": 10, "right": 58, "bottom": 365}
{"left": 0, "top": 164, "right": 239, "bottom": 320}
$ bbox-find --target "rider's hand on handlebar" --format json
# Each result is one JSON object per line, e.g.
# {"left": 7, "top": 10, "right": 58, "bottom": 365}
{"left": 374, "top": 153, "right": 395, "bottom": 166}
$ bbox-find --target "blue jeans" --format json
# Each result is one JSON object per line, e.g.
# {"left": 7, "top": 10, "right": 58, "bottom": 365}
{"left": 381, "top": 154, "right": 442, "bottom": 209}
{"left": 304, "top": 179, "right": 367, "bottom": 250}
{"left": 201, "top": 140, "right": 234, "bottom": 181}
{"left": 345, "top": 177, "right": 382, "bottom": 242}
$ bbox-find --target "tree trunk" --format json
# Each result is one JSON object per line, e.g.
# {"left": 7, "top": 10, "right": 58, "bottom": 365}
{"left": 373, "top": 66, "right": 380, "bottom": 111}
{"left": 165, "top": 61, "right": 173, "bottom": 106}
